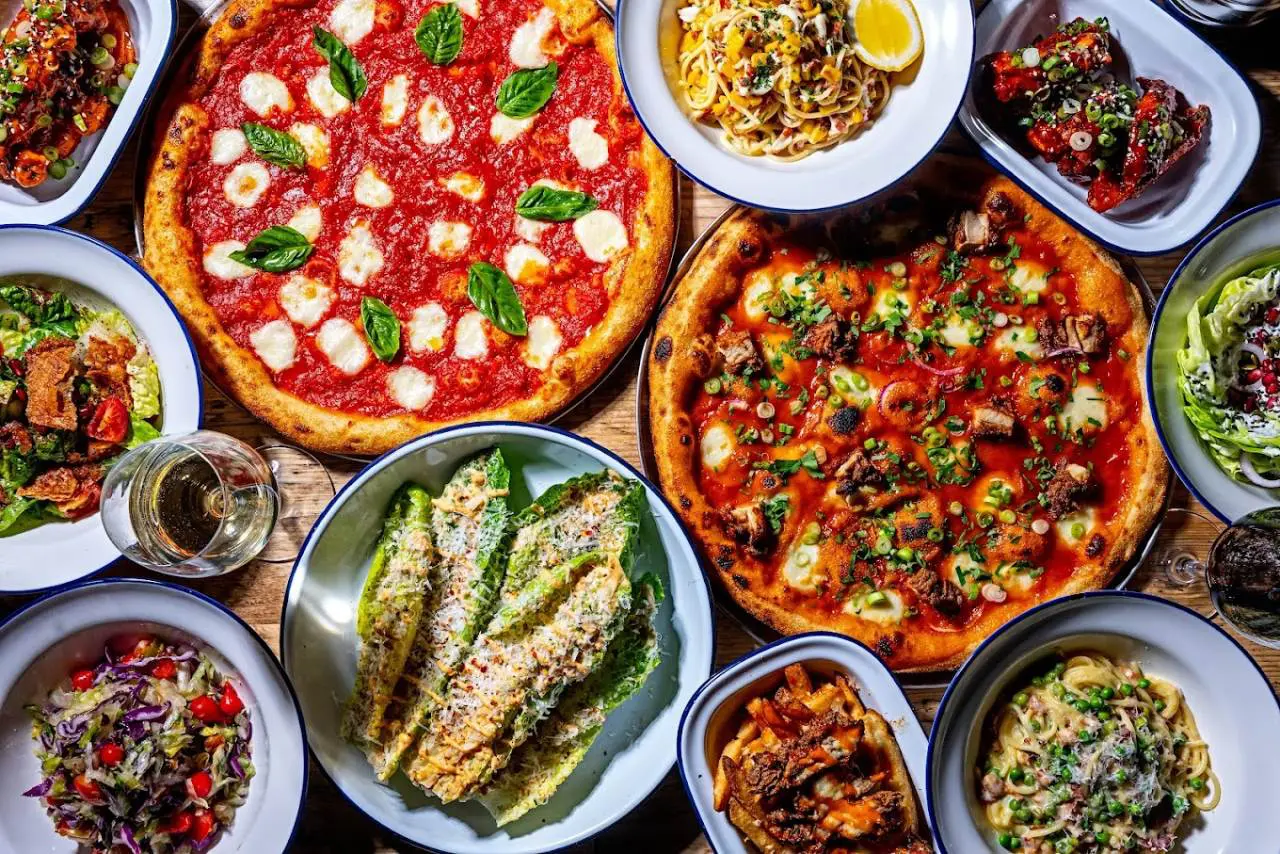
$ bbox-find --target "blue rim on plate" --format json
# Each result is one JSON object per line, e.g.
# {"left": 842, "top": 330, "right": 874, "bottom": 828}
{"left": 1144, "top": 197, "right": 1280, "bottom": 525}
{"left": 613, "top": 0, "right": 977, "bottom": 214}
{"left": 959, "top": 0, "right": 1261, "bottom": 257}
{"left": 0, "top": 576, "right": 310, "bottom": 851}
{"left": 675, "top": 630, "right": 925, "bottom": 851}
{"left": 923, "top": 589, "right": 1280, "bottom": 853}
{"left": 279, "top": 420, "right": 718, "bottom": 853}
{"left": 0, "top": 224, "right": 204, "bottom": 596}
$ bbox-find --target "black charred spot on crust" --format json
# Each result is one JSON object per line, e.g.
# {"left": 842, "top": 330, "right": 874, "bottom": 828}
{"left": 875, "top": 636, "right": 898, "bottom": 660}
{"left": 732, "top": 574, "right": 750, "bottom": 589}
{"left": 654, "top": 336, "right": 673, "bottom": 363}
{"left": 736, "top": 237, "right": 762, "bottom": 263}
{"left": 229, "top": 11, "right": 247, "bottom": 27}
{"left": 1086, "top": 534, "right": 1105, "bottom": 558}
{"left": 715, "top": 551, "right": 735, "bottom": 570}
{"left": 679, "top": 495, "right": 692, "bottom": 510}
{"left": 161, "top": 152, "right": 176, "bottom": 170}
{"left": 679, "top": 433, "right": 691, "bottom": 446}
{"left": 827, "top": 407, "right": 860, "bottom": 436}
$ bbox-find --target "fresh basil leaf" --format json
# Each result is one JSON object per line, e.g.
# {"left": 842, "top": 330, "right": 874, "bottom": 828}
{"left": 495, "top": 62, "right": 559, "bottom": 119}
{"left": 415, "top": 2, "right": 463, "bottom": 65}
{"left": 360, "top": 297, "right": 401, "bottom": 362}
{"left": 229, "top": 226, "right": 314, "bottom": 273}
{"left": 515, "top": 185, "right": 599, "bottom": 222}
{"left": 242, "top": 122, "right": 306, "bottom": 168}
{"left": 467, "top": 262, "right": 527, "bottom": 336}
{"left": 312, "top": 26, "right": 367, "bottom": 102}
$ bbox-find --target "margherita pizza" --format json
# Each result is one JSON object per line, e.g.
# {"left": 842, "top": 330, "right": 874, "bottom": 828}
{"left": 143, "top": 0, "right": 673, "bottom": 455}
{"left": 648, "top": 171, "right": 1169, "bottom": 671}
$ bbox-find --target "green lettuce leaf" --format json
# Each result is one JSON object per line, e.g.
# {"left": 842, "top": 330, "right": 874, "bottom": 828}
{"left": 126, "top": 414, "right": 161, "bottom": 450}
{"left": 128, "top": 358, "right": 161, "bottom": 419}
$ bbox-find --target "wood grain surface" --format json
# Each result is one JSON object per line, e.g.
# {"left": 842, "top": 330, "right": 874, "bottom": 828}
{"left": 3, "top": 9, "right": 1280, "bottom": 853}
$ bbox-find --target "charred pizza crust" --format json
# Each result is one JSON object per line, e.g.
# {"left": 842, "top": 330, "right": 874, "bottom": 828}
{"left": 648, "top": 173, "right": 1168, "bottom": 672}
{"left": 144, "top": 0, "right": 673, "bottom": 455}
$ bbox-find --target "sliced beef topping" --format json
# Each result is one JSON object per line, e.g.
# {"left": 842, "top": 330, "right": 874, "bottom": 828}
{"left": 801, "top": 317, "right": 857, "bottom": 362}
{"left": 826, "top": 790, "right": 905, "bottom": 843}
{"left": 1042, "top": 462, "right": 1098, "bottom": 519}
{"left": 23, "top": 337, "right": 78, "bottom": 431}
{"left": 984, "top": 191, "right": 1019, "bottom": 229}
{"left": 971, "top": 403, "right": 1017, "bottom": 440}
{"left": 715, "top": 328, "right": 763, "bottom": 376}
{"left": 834, "top": 450, "right": 885, "bottom": 503}
{"left": 905, "top": 570, "right": 965, "bottom": 618}
{"left": 720, "top": 502, "right": 775, "bottom": 556}
{"left": 1038, "top": 313, "right": 1108, "bottom": 357}
{"left": 948, "top": 208, "right": 998, "bottom": 255}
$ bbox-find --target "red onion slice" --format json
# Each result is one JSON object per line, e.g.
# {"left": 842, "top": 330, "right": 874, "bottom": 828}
{"left": 1240, "top": 456, "right": 1280, "bottom": 489}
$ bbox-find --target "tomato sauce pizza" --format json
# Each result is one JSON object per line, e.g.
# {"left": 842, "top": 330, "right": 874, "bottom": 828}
{"left": 144, "top": 0, "right": 673, "bottom": 454}
{"left": 648, "top": 172, "right": 1168, "bottom": 671}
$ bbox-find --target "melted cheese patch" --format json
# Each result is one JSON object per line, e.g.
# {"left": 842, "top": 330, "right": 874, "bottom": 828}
{"left": 316, "top": 318, "right": 370, "bottom": 375}
{"left": 510, "top": 7, "right": 556, "bottom": 68}
{"left": 994, "top": 327, "right": 1042, "bottom": 359}
{"left": 1059, "top": 382, "right": 1108, "bottom": 434}
{"left": 286, "top": 205, "right": 323, "bottom": 242}
{"left": 427, "top": 221, "right": 472, "bottom": 258}
{"left": 387, "top": 366, "right": 436, "bottom": 410}
{"left": 870, "top": 288, "right": 914, "bottom": 320}
{"left": 844, "top": 589, "right": 906, "bottom": 624}
{"left": 418, "top": 96, "right": 455, "bottom": 145}
{"left": 354, "top": 165, "right": 394, "bottom": 208}
{"left": 210, "top": 128, "right": 246, "bottom": 165}
{"left": 408, "top": 302, "right": 449, "bottom": 352}
{"left": 940, "top": 313, "right": 983, "bottom": 349}
{"left": 514, "top": 213, "right": 549, "bottom": 243}
{"left": 203, "top": 241, "right": 253, "bottom": 280}
{"left": 573, "top": 210, "right": 628, "bottom": 263}
{"left": 381, "top": 74, "right": 409, "bottom": 127}
{"left": 700, "top": 423, "right": 735, "bottom": 471}
{"left": 523, "top": 315, "right": 562, "bottom": 370}
{"left": 442, "top": 172, "right": 486, "bottom": 202}
{"left": 250, "top": 320, "right": 297, "bottom": 372}
{"left": 781, "top": 524, "right": 822, "bottom": 593}
{"left": 827, "top": 366, "right": 877, "bottom": 408}
{"left": 453, "top": 311, "right": 489, "bottom": 360}
{"left": 741, "top": 270, "right": 776, "bottom": 322}
{"left": 329, "top": 0, "right": 375, "bottom": 45}
{"left": 504, "top": 243, "right": 549, "bottom": 285}
{"left": 491, "top": 113, "right": 534, "bottom": 145}
{"left": 223, "top": 162, "right": 270, "bottom": 208}
{"left": 307, "top": 69, "right": 350, "bottom": 118}
{"left": 945, "top": 551, "right": 984, "bottom": 588}
{"left": 568, "top": 118, "right": 608, "bottom": 170}
{"left": 455, "top": 0, "right": 478, "bottom": 16}
{"left": 278, "top": 275, "right": 334, "bottom": 328}
{"left": 240, "top": 72, "right": 292, "bottom": 116}
{"left": 1010, "top": 262, "right": 1050, "bottom": 298}
{"left": 1056, "top": 507, "right": 1098, "bottom": 546}
{"left": 288, "top": 122, "right": 330, "bottom": 168}
{"left": 338, "top": 221, "right": 384, "bottom": 286}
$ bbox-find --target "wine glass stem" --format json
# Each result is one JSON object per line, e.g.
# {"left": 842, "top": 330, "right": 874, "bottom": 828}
{"left": 1166, "top": 552, "right": 1204, "bottom": 587}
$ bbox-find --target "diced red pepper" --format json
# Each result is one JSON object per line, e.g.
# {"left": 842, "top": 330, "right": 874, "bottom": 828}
{"left": 70, "top": 669, "right": 95, "bottom": 691}
{"left": 189, "top": 695, "right": 222, "bottom": 723}
{"left": 85, "top": 397, "right": 128, "bottom": 444}
{"left": 218, "top": 682, "right": 244, "bottom": 717}
{"left": 150, "top": 659, "right": 176, "bottom": 679}
{"left": 97, "top": 743, "right": 124, "bottom": 767}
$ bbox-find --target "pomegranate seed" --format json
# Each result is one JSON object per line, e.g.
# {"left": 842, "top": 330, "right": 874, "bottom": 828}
{"left": 1249, "top": 369, "right": 1263, "bottom": 383}
{"left": 1267, "top": 306, "right": 1279, "bottom": 324}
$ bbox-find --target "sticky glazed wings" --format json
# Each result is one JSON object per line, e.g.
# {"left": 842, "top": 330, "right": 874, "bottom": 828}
{"left": 984, "top": 17, "right": 1210, "bottom": 213}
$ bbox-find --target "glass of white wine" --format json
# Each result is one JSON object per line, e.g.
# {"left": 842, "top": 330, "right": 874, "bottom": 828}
{"left": 100, "top": 431, "right": 333, "bottom": 577}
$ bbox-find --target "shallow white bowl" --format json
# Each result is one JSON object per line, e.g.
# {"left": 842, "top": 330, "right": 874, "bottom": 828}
{"left": 1148, "top": 200, "right": 1280, "bottom": 523}
{"left": 281, "top": 422, "right": 716, "bottom": 853}
{"left": 927, "top": 591, "right": 1280, "bottom": 853}
{"left": 959, "top": 0, "right": 1259, "bottom": 256}
{"left": 0, "top": 0, "right": 175, "bottom": 224}
{"left": 0, "top": 226, "right": 202, "bottom": 593}
{"left": 677, "top": 632, "right": 931, "bottom": 852}
{"left": 615, "top": 0, "right": 974, "bottom": 212}
{"left": 0, "top": 578, "right": 309, "bottom": 853}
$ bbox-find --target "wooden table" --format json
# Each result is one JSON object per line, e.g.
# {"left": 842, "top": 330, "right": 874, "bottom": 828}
{"left": 7, "top": 12, "right": 1280, "bottom": 853}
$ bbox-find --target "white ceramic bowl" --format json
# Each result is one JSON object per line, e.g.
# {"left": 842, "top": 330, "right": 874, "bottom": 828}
{"left": 0, "top": 226, "right": 202, "bottom": 593}
{"left": 1148, "top": 200, "right": 1280, "bottom": 523}
{"left": 927, "top": 591, "right": 1280, "bottom": 853}
{"left": 615, "top": 0, "right": 974, "bottom": 212}
{"left": 281, "top": 422, "right": 716, "bottom": 853}
{"left": 0, "top": 0, "right": 175, "bottom": 224}
{"left": 677, "top": 632, "right": 931, "bottom": 852}
{"left": 958, "top": 0, "right": 1260, "bottom": 256}
{"left": 0, "top": 578, "right": 309, "bottom": 853}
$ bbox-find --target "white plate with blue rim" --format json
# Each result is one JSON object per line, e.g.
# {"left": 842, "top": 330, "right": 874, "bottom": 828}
{"left": 0, "top": 578, "right": 309, "bottom": 853}
{"left": 0, "top": 0, "right": 175, "bottom": 224}
{"left": 280, "top": 421, "right": 716, "bottom": 854}
{"left": 0, "top": 226, "right": 202, "bottom": 594}
{"left": 615, "top": 0, "right": 974, "bottom": 212}
{"left": 1148, "top": 199, "right": 1280, "bottom": 523}
{"left": 927, "top": 591, "right": 1280, "bottom": 853}
{"left": 958, "top": 0, "right": 1260, "bottom": 256}
{"left": 677, "top": 631, "right": 931, "bottom": 852}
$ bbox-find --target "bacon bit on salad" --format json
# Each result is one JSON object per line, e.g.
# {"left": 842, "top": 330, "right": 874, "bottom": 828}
{"left": 22, "top": 336, "right": 77, "bottom": 431}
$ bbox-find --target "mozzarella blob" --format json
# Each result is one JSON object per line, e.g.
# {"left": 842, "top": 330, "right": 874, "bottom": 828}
{"left": 338, "top": 221, "right": 384, "bottom": 286}
{"left": 523, "top": 315, "right": 562, "bottom": 370}
{"left": 381, "top": 74, "right": 409, "bottom": 127}
{"left": 573, "top": 210, "right": 628, "bottom": 262}
{"left": 210, "top": 128, "right": 247, "bottom": 165}
{"left": 288, "top": 122, "right": 330, "bottom": 169}
{"left": 250, "top": 320, "right": 297, "bottom": 372}
{"left": 442, "top": 172, "right": 485, "bottom": 202}
{"left": 453, "top": 311, "right": 489, "bottom": 360}
{"left": 354, "top": 165, "right": 394, "bottom": 208}
{"left": 510, "top": 7, "right": 556, "bottom": 68}
{"left": 223, "top": 162, "right": 270, "bottom": 208}
{"left": 568, "top": 118, "right": 609, "bottom": 170}
{"left": 316, "top": 318, "right": 370, "bottom": 375}
{"left": 286, "top": 205, "right": 323, "bottom": 242}
{"left": 203, "top": 241, "right": 253, "bottom": 280}
{"left": 490, "top": 112, "right": 534, "bottom": 145}
{"left": 408, "top": 302, "right": 449, "bottom": 352}
{"left": 278, "top": 275, "right": 334, "bottom": 328}
{"left": 240, "top": 72, "right": 292, "bottom": 117}
{"left": 418, "top": 96, "right": 455, "bottom": 145}
{"left": 307, "top": 69, "right": 351, "bottom": 118}
{"left": 387, "top": 366, "right": 436, "bottom": 410}
{"left": 427, "top": 221, "right": 472, "bottom": 258}
{"left": 504, "top": 242, "right": 550, "bottom": 285}
{"left": 328, "top": 0, "right": 375, "bottom": 45}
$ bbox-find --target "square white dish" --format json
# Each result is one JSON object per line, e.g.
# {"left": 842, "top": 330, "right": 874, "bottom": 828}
{"left": 958, "top": 0, "right": 1260, "bottom": 256}
{"left": 0, "top": 0, "right": 175, "bottom": 225}
{"left": 677, "top": 632, "right": 932, "bottom": 853}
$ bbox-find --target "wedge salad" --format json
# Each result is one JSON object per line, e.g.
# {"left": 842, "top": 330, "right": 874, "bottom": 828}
{"left": 342, "top": 449, "right": 664, "bottom": 825}
{"left": 0, "top": 278, "right": 162, "bottom": 535}
{"left": 1178, "top": 260, "right": 1280, "bottom": 488}
{"left": 23, "top": 636, "right": 253, "bottom": 853}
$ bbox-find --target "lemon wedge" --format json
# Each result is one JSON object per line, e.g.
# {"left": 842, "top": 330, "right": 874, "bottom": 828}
{"left": 851, "top": 0, "right": 924, "bottom": 73}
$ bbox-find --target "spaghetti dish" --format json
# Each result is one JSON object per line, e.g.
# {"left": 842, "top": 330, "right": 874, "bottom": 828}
{"left": 676, "top": 0, "right": 894, "bottom": 160}
{"left": 977, "top": 652, "right": 1218, "bottom": 853}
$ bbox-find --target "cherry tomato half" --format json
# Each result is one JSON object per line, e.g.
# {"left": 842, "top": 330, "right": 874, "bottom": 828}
{"left": 188, "top": 771, "right": 213, "bottom": 800}
{"left": 73, "top": 774, "right": 102, "bottom": 803}
{"left": 190, "top": 809, "right": 215, "bottom": 843}
{"left": 162, "top": 811, "right": 194, "bottom": 836}
{"left": 86, "top": 397, "right": 129, "bottom": 444}
{"left": 97, "top": 743, "right": 124, "bottom": 767}
{"left": 218, "top": 682, "right": 244, "bottom": 717}
{"left": 150, "top": 659, "right": 176, "bottom": 680}
{"left": 189, "top": 695, "right": 222, "bottom": 723}
{"left": 70, "top": 669, "right": 95, "bottom": 692}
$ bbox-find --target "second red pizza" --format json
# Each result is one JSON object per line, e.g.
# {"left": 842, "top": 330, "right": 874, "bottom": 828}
{"left": 143, "top": 0, "right": 674, "bottom": 455}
